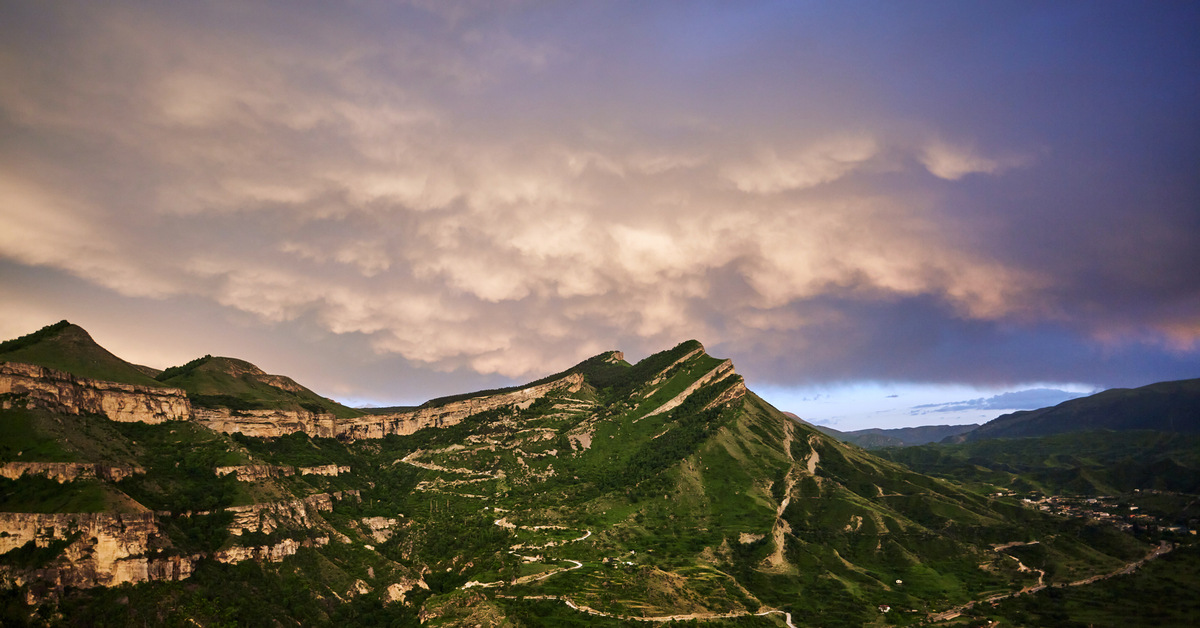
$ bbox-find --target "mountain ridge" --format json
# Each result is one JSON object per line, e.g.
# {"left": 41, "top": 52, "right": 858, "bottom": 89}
{"left": 0, "top": 321, "right": 1164, "bottom": 626}
{"left": 959, "top": 378, "right": 1200, "bottom": 441}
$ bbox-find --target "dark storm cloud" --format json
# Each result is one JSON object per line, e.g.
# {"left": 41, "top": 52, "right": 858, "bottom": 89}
{"left": 0, "top": 1, "right": 1196, "bottom": 403}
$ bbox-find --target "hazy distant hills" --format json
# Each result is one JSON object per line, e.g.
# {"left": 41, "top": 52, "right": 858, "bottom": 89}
{"left": 794, "top": 415, "right": 978, "bottom": 449}
{"left": 800, "top": 377, "right": 1200, "bottom": 449}
{"left": 960, "top": 378, "right": 1200, "bottom": 441}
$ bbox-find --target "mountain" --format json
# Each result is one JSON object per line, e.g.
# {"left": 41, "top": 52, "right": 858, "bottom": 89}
{"left": 0, "top": 324, "right": 1161, "bottom": 626}
{"left": 961, "top": 378, "right": 1200, "bottom": 441}
{"left": 0, "top": 321, "right": 163, "bottom": 388}
{"left": 156, "top": 355, "right": 363, "bottom": 419}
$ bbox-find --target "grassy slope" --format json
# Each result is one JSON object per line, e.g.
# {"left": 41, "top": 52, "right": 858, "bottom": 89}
{"left": 0, "top": 322, "right": 163, "bottom": 387}
{"left": 158, "top": 356, "right": 362, "bottom": 418}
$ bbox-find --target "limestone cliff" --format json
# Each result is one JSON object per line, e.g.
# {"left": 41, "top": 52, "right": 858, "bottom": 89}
{"left": 193, "top": 407, "right": 341, "bottom": 438}
{"left": 213, "top": 536, "right": 329, "bottom": 564}
{"left": 300, "top": 464, "right": 351, "bottom": 476}
{"left": 335, "top": 372, "right": 586, "bottom": 440}
{"left": 0, "top": 492, "right": 363, "bottom": 592}
{"left": 0, "top": 362, "right": 192, "bottom": 424}
{"left": 0, "top": 462, "right": 144, "bottom": 483}
{"left": 0, "top": 512, "right": 193, "bottom": 590}
{"left": 2, "top": 360, "right": 586, "bottom": 442}
{"left": 214, "top": 464, "right": 295, "bottom": 481}
{"left": 226, "top": 491, "right": 360, "bottom": 536}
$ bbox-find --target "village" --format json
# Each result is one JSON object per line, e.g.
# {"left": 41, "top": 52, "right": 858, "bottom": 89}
{"left": 1007, "top": 489, "right": 1198, "bottom": 537}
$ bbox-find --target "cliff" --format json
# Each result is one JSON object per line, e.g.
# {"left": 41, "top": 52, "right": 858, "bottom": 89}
{"left": 1, "top": 359, "right": 587, "bottom": 442}
{"left": 226, "top": 491, "right": 360, "bottom": 536}
{"left": 0, "top": 362, "right": 192, "bottom": 424}
{"left": 193, "top": 407, "right": 341, "bottom": 438}
{"left": 0, "top": 462, "right": 144, "bottom": 483}
{"left": 0, "top": 512, "right": 193, "bottom": 590}
{"left": 335, "top": 372, "right": 586, "bottom": 440}
{"left": 0, "top": 492, "right": 362, "bottom": 592}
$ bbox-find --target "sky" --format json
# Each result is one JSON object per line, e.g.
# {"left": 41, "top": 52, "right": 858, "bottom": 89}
{"left": 1, "top": 1, "right": 1198, "bottom": 430}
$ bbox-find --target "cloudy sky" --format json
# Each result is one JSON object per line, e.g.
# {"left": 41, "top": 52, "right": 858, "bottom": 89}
{"left": 2, "top": 2, "right": 1197, "bottom": 429}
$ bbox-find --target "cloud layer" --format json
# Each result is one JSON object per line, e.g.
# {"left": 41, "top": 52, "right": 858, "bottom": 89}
{"left": 1, "top": 2, "right": 1197, "bottom": 399}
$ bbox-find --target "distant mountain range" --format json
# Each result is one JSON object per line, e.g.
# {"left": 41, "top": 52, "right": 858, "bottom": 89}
{"left": 957, "top": 378, "right": 1200, "bottom": 441}
{"left": 802, "top": 420, "right": 979, "bottom": 448}
{"left": 797, "top": 378, "right": 1199, "bottom": 449}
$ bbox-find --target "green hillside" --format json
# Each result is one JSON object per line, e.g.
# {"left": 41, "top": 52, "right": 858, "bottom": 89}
{"left": 157, "top": 355, "right": 363, "bottom": 418}
{"left": 0, "top": 321, "right": 163, "bottom": 387}
{"left": 0, "top": 335, "right": 1173, "bottom": 626}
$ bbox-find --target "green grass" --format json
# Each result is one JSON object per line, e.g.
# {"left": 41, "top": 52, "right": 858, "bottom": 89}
{"left": 0, "top": 477, "right": 113, "bottom": 513}
{"left": 159, "top": 356, "right": 362, "bottom": 419}
{"left": 0, "top": 406, "right": 76, "bottom": 462}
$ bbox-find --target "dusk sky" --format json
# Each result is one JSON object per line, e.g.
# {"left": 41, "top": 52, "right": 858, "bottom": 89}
{"left": 2, "top": 2, "right": 1198, "bottom": 430}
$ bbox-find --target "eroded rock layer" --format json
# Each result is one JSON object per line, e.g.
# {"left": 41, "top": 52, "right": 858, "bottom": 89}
{"left": 0, "top": 362, "right": 191, "bottom": 424}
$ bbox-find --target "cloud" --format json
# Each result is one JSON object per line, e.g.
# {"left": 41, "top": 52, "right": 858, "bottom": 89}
{"left": 0, "top": 1, "right": 1196, "bottom": 393}
{"left": 919, "top": 140, "right": 1029, "bottom": 180}
{"left": 720, "top": 136, "right": 878, "bottom": 194}
{"left": 910, "top": 388, "right": 1089, "bottom": 415}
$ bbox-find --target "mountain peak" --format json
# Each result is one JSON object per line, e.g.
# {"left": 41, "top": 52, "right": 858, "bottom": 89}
{"left": 0, "top": 320, "right": 162, "bottom": 387}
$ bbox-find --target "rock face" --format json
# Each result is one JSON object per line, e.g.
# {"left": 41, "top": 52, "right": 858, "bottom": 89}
{"left": 2, "top": 360, "right": 586, "bottom": 442}
{"left": 0, "top": 512, "right": 193, "bottom": 590}
{"left": 194, "top": 407, "right": 341, "bottom": 438}
{"left": 213, "top": 536, "right": 329, "bottom": 564}
{"left": 360, "top": 516, "right": 399, "bottom": 543}
{"left": 226, "top": 491, "right": 360, "bottom": 536}
{"left": 334, "top": 372, "right": 586, "bottom": 440}
{"left": 0, "top": 362, "right": 192, "bottom": 424}
{"left": 300, "top": 464, "right": 351, "bottom": 476}
{"left": 214, "top": 465, "right": 296, "bottom": 481}
{"left": 0, "top": 462, "right": 144, "bottom": 483}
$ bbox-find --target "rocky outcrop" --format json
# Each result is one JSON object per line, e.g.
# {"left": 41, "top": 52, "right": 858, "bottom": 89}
{"left": 334, "top": 372, "right": 586, "bottom": 440}
{"left": 212, "top": 464, "right": 350, "bottom": 480}
{"left": 213, "top": 536, "right": 329, "bottom": 564}
{"left": 194, "top": 407, "right": 341, "bottom": 438}
{"left": 214, "top": 465, "right": 295, "bottom": 481}
{"left": 300, "top": 464, "right": 351, "bottom": 476}
{"left": 384, "top": 577, "right": 429, "bottom": 604}
{"left": 0, "top": 462, "right": 144, "bottom": 483}
{"left": 0, "top": 362, "right": 191, "bottom": 424}
{"left": 360, "top": 516, "right": 399, "bottom": 543}
{"left": 2, "top": 359, "right": 585, "bottom": 442}
{"left": 0, "top": 512, "right": 193, "bottom": 590}
{"left": 643, "top": 359, "right": 738, "bottom": 419}
{"left": 226, "top": 491, "right": 360, "bottom": 536}
{"left": 0, "top": 509, "right": 340, "bottom": 591}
